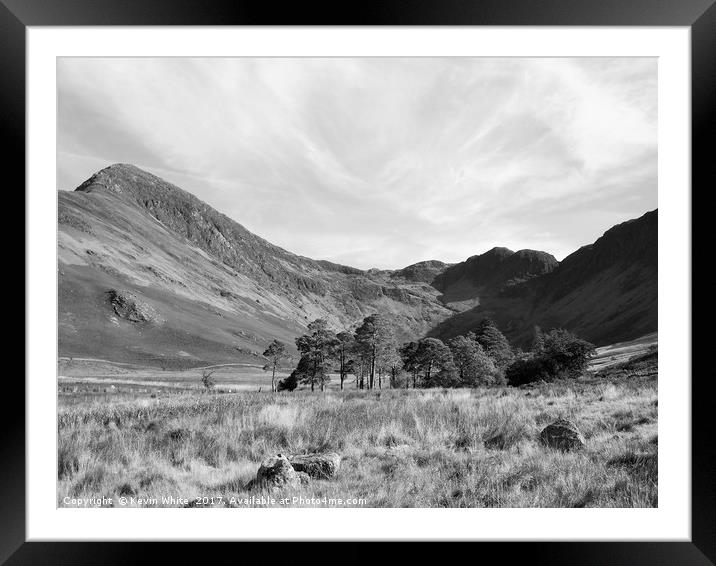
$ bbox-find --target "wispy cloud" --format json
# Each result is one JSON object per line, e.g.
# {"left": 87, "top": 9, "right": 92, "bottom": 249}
{"left": 57, "top": 57, "right": 656, "bottom": 269}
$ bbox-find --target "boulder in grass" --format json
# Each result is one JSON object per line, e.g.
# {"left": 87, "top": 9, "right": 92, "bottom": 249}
{"left": 540, "top": 418, "right": 585, "bottom": 451}
{"left": 252, "top": 454, "right": 301, "bottom": 490}
{"left": 288, "top": 452, "right": 341, "bottom": 479}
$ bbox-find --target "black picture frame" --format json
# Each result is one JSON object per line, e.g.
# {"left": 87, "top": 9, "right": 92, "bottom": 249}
{"left": 6, "top": 0, "right": 711, "bottom": 563}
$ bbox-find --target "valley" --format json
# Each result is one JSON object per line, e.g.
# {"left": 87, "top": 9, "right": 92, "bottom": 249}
{"left": 56, "top": 164, "right": 659, "bottom": 510}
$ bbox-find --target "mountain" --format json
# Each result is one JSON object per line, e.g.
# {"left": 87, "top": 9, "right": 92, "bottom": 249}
{"left": 433, "top": 247, "right": 559, "bottom": 304}
{"left": 58, "top": 164, "right": 451, "bottom": 367}
{"left": 521, "top": 209, "right": 658, "bottom": 345}
{"left": 58, "top": 164, "right": 657, "bottom": 367}
{"left": 429, "top": 210, "right": 658, "bottom": 346}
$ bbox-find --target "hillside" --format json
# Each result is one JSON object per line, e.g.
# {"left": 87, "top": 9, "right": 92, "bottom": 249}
{"left": 524, "top": 210, "right": 657, "bottom": 344}
{"left": 58, "top": 164, "right": 657, "bottom": 366}
{"left": 58, "top": 164, "right": 452, "bottom": 367}
{"left": 429, "top": 210, "right": 658, "bottom": 346}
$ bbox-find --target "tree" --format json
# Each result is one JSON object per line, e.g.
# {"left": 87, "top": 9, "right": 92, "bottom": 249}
{"left": 474, "top": 318, "right": 514, "bottom": 370}
{"left": 354, "top": 314, "right": 397, "bottom": 389}
{"left": 505, "top": 357, "right": 551, "bottom": 386}
{"left": 383, "top": 348, "right": 404, "bottom": 389}
{"left": 434, "top": 362, "right": 460, "bottom": 387}
{"left": 295, "top": 318, "right": 338, "bottom": 392}
{"left": 350, "top": 343, "right": 368, "bottom": 389}
{"left": 539, "top": 328, "right": 596, "bottom": 378}
{"left": 415, "top": 337, "right": 453, "bottom": 387}
{"left": 335, "top": 331, "right": 355, "bottom": 390}
{"left": 505, "top": 328, "right": 595, "bottom": 385}
{"left": 448, "top": 335, "right": 497, "bottom": 386}
{"left": 200, "top": 369, "right": 215, "bottom": 391}
{"left": 276, "top": 368, "right": 296, "bottom": 391}
{"left": 374, "top": 346, "right": 402, "bottom": 389}
{"left": 262, "top": 339, "right": 287, "bottom": 392}
{"left": 376, "top": 342, "right": 399, "bottom": 389}
{"left": 352, "top": 339, "right": 376, "bottom": 390}
{"left": 400, "top": 341, "right": 421, "bottom": 388}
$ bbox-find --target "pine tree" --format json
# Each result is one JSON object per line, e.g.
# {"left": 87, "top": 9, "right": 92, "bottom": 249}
{"left": 389, "top": 349, "right": 404, "bottom": 388}
{"left": 474, "top": 318, "right": 514, "bottom": 370}
{"left": 400, "top": 341, "right": 421, "bottom": 388}
{"left": 295, "top": 319, "right": 338, "bottom": 391}
{"left": 448, "top": 335, "right": 497, "bottom": 386}
{"left": 354, "top": 314, "right": 397, "bottom": 389}
{"left": 262, "top": 339, "right": 287, "bottom": 392}
{"left": 415, "top": 337, "right": 453, "bottom": 387}
{"left": 335, "top": 331, "right": 354, "bottom": 390}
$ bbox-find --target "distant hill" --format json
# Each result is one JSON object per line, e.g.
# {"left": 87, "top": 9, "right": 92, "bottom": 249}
{"left": 391, "top": 260, "right": 452, "bottom": 284}
{"left": 58, "top": 164, "right": 657, "bottom": 366}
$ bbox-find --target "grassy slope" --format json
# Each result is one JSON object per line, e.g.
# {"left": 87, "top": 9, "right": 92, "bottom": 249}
{"left": 590, "top": 333, "right": 658, "bottom": 371}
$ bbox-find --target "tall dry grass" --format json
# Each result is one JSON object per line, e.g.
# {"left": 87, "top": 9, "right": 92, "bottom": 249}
{"left": 57, "top": 378, "right": 657, "bottom": 508}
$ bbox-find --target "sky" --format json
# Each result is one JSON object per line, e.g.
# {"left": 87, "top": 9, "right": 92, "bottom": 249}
{"left": 57, "top": 57, "right": 657, "bottom": 270}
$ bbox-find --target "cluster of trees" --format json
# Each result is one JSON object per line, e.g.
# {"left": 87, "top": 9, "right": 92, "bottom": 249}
{"left": 398, "top": 320, "right": 511, "bottom": 389}
{"left": 276, "top": 315, "right": 398, "bottom": 392}
{"left": 262, "top": 316, "right": 596, "bottom": 392}
{"left": 505, "top": 327, "right": 596, "bottom": 385}
{"left": 270, "top": 315, "right": 522, "bottom": 392}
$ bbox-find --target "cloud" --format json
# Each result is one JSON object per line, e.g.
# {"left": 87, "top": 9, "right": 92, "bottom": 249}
{"left": 57, "top": 57, "right": 657, "bottom": 269}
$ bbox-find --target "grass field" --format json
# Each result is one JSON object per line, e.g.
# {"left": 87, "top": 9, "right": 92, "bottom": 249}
{"left": 57, "top": 351, "right": 657, "bottom": 508}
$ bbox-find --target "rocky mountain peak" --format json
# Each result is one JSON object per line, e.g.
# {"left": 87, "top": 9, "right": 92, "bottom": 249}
{"left": 434, "top": 245, "right": 559, "bottom": 293}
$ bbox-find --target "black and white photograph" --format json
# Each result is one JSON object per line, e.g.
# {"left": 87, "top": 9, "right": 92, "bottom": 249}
{"left": 56, "top": 56, "right": 658, "bottom": 509}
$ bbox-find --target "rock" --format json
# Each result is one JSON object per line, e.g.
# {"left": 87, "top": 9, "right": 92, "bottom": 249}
{"left": 288, "top": 452, "right": 341, "bottom": 479}
{"left": 107, "top": 289, "right": 163, "bottom": 324}
{"left": 118, "top": 482, "right": 136, "bottom": 497}
{"left": 540, "top": 418, "right": 585, "bottom": 451}
{"left": 253, "top": 454, "right": 301, "bottom": 490}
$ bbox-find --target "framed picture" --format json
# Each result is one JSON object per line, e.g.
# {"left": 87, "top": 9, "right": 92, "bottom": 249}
{"left": 9, "top": 0, "right": 710, "bottom": 562}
